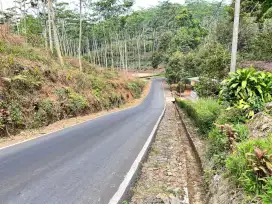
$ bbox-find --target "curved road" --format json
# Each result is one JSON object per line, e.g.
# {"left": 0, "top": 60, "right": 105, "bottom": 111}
{"left": 0, "top": 79, "right": 165, "bottom": 204}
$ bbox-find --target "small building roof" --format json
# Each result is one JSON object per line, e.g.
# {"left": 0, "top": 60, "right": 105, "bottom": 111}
{"left": 187, "top": 77, "right": 200, "bottom": 82}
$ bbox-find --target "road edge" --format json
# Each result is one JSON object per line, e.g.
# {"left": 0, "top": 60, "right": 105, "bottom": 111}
{"left": 0, "top": 80, "right": 154, "bottom": 151}
{"left": 108, "top": 81, "right": 166, "bottom": 204}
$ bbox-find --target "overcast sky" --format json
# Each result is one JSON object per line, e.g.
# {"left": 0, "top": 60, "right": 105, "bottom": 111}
{"left": 1, "top": 0, "right": 185, "bottom": 11}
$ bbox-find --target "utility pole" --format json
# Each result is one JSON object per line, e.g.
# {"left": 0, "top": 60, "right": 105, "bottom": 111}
{"left": 230, "top": 0, "right": 241, "bottom": 72}
{"left": 78, "top": 0, "right": 83, "bottom": 72}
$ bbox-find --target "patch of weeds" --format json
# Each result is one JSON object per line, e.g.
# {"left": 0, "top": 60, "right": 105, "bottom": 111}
{"left": 33, "top": 99, "right": 56, "bottom": 128}
{"left": 260, "top": 177, "right": 272, "bottom": 203}
{"left": 55, "top": 87, "right": 89, "bottom": 116}
{"left": 226, "top": 136, "right": 272, "bottom": 198}
{"left": 66, "top": 91, "right": 89, "bottom": 116}
{"left": 0, "top": 41, "right": 49, "bottom": 64}
{"left": 153, "top": 162, "right": 161, "bottom": 168}
{"left": 207, "top": 123, "right": 249, "bottom": 169}
{"left": 126, "top": 81, "right": 145, "bottom": 98}
{"left": 151, "top": 146, "right": 160, "bottom": 156}
{"left": 8, "top": 101, "right": 23, "bottom": 126}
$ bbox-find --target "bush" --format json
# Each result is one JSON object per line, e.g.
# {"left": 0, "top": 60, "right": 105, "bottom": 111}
{"left": 219, "top": 68, "right": 272, "bottom": 118}
{"left": 245, "top": 30, "right": 272, "bottom": 61}
{"left": 261, "top": 177, "right": 272, "bottom": 203}
{"left": 226, "top": 136, "right": 272, "bottom": 196}
{"left": 216, "top": 108, "right": 247, "bottom": 124}
{"left": 197, "top": 42, "right": 230, "bottom": 80}
{"left": 55, "top": 88, "right": 89, "bottom": 116}
{"left": 176, "top": 98, "right": 222, "bottom": 134}
{"left": 194, "top": 77, "right": 220, "bottom": 98}
{"left": 66, "top": 91, "right": 89, "bottom": 116}
{"left": 151, "top": 52, "right": 163, "bottom": 69}
{"left": 208, "top": 123, "right": 249, "bottom": 168}
{"left": 165, "top": 42, "right": 230, "bottom": 85}
{"left": 165, "top": 51, "right": 187, "bottom": 84}
{"left": 207, "top": 127, "right": 229, "bottom": 168}
{"left": 8, "top": 102, "right": 23, "bottom": 128}
{"left": 126, "top": 82, "right": 143, "bottom": 98}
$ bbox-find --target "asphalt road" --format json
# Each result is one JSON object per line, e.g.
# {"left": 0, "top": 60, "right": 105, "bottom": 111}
{"left": 0, "top": 79, "right": 165, "bottom": 204}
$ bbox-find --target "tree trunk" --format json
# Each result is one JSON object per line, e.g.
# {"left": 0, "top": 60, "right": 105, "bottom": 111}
{"left": 48, "top": 0, "right": 64, "bottom": 66}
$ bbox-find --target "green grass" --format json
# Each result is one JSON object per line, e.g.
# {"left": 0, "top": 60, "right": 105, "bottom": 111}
{"left": 176, "top": 98, "right": 222, "bottom": 134}
{"left": 226, "top": 136, "right": 272, "bottom": 197}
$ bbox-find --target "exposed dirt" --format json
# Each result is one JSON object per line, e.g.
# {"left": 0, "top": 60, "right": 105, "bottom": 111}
{"left": 0, "top": 81, "right": 151, "bottom": 148}
{"left": 130, "top": 88, "right": 206, "bottom": 204}
{"left": 240, "top": 61, "right": 272, "bottom": 72}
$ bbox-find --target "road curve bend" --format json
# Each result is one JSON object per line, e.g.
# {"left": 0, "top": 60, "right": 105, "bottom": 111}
{"left": 0, "top": 79, "right": 165, "bottom": 204}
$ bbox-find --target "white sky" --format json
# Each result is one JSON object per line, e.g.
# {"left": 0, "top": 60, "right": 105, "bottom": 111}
{"left": 1, "top": 0, "right": 185, "bottom": 11}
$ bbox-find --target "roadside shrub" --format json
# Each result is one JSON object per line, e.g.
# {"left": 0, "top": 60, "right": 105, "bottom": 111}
{"left": 194, "top": 77, "right": 220, "bottom": 98}
{"left": 219, "top": 68, "right": 272, "bottom": 118}
{"left": 208, "top": 124, "right": 249, "bottom": 168}
{"left": 176, "top": 98, "right": 222, "bottom": 134}
{"left": 216, "top": 108, "right": 247, "bottom": 124}
{"left": 226, "top": 136, "right": 272, "bottom": 196}
{"left": 177, "top": 82, "right": 186, "bottom": 93}
{"left": 197, "top": 42, "right": 230, "bottom": 79}
{"left": 55, "top": 88, "right": 89, "bottom": 116}
{"left": 261, "top": 177, "right": 272, "bottom": 203}
{"left": 165, "top": 51, "right": 201, "bottom": 84}
{"left": 207, "top": 127, "right": 228, "bottom": 168}
{"left": 126, "top": 80, "right": 145, "bottom": 98}
{"left": 33, "top": 99, "right": 56, "bottom": 127}
{"left": 127, "top": 82, "right": 142, "bottom": 98}
{"left": 8, "top": 102, "right": 23, "bottom": 128}
{"left": 66, "top": 91, "right": 89, "bottom": 116}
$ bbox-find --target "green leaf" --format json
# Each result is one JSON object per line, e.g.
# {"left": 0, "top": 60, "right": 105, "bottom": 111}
{"left": 242, "top": 80, "right": 247, "bottom": 89}
{"left": 231, "top": 83, "right": 239, "bottom": 88}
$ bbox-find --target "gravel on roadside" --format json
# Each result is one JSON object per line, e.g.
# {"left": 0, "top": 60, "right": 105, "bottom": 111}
{"left": 130, "top": 88, "right": 206, "bottom": 204}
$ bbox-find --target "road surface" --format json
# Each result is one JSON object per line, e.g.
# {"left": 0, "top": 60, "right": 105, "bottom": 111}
{"left": 0, "top": 79, "right": 165, "bottom": 204}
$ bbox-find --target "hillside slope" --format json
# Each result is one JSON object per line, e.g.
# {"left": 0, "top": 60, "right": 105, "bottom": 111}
{"left": 0, "top": 40, "right": 146, "bottom": 137}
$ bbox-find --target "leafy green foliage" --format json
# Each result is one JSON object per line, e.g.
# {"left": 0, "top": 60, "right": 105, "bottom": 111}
{"left": 151, "top": 52, "right": 163, "bottom": 69}
{"left": 176, "top": 98, "right": 222, "bottom": 134}
{"left": 33, "top": 99, "right": 56, "bottom": 128}
{"left": 245, "top": 30, "right": 272, "bottom": 61}
{"left": 166, "top": 42, "right": 230, "bottom": 84}
{"left": 194, "top": 77, "right": 220, "bottom": 98}
{"left": 235, "top": 0, "right": 272, "bottom": 23}
{"left": 226, "top": 136, "right": 272, "bottom": 195}
{"left": 219, "top": 68, "right": 272, "bottom": 118}
{"left": 0, "top": 41, "right": 49, "bottom": 63}
{"left": 169, "top": 8, "right": 207, "bottom": 54}
{"left": 165, "top": 52, "right": 188, "bottom": 84}
{"left": 55, "top": 88, "right": 89, "bottom": 116}
{"left": 261, "top": 177, "right": 272, "bottom": 203}
{"left": 126, "top": 80, "right": 145, "bottom": 98}
{"left": 216, "top": 108, "right": 247, "bottom": 125}
{"left": 197, "top": 42, "right": 230, "bottom": 79}
{"left": 208, "top": 123, "right": 249, "bottom": 168}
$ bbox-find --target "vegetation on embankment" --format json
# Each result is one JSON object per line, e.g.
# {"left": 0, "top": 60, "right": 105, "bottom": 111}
{"left": 0, "top": 40, "right": 146, "bottom": 137}
{"left": 176, "top": 68, "right": 272, "bottom": 203}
